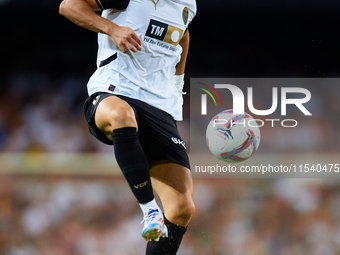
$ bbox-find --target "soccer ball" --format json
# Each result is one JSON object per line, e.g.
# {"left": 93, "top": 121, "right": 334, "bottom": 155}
{"left": 206, "top": 110, "right": 261, "bottom": 163}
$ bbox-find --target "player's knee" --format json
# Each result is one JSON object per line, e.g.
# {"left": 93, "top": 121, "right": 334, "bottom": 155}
{"left": 174, "top": 196, "right": 195, "bottom": 223}
{"left": 181, "top": 199, "right": 195, "bottom": 221}
{"left": 108, "top": 105, "right": 137, "bottom": 129}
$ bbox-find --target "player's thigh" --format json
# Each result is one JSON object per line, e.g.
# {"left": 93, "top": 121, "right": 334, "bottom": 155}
{"left": 95, "top": 95, "right": 138, "bottom": 140}
{"left": 150, "top": 162, "right": 194, "bottom": 227}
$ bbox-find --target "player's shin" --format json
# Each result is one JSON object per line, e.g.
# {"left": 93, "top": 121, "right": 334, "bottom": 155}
{"left": 112, "top": 127, "right": 154, "bottom": 204}
{"left": 112, "top": 127, "right": 167, "bottom": 241}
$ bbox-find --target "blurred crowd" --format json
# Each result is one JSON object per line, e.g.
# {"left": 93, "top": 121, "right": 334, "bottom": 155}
{"left": 1, "top": 73, "right": 340, "bottom": 154}
{"left": 0, "top": 72, "right": 190, "bottom": 154}
{"left": 1, "top": 72, "right": 340, "bottom": 255}
{"left": 245, "top": 82, "right": 340, "bottom": 154}
{"left": 1, "top": 176, "right": 340, "bottom": 255}
{"left": 1, "top": 2, "right": 340, "bottom": 254}
{"left": 0, "top": 73, "right": 104, "bottom": 153}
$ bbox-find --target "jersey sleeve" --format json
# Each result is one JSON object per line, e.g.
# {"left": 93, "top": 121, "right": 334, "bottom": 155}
{"left": 95, "top": 0, "right": 130, "bottom": 10}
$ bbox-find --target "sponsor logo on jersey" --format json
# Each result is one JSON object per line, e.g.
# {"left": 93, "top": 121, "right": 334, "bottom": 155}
{"left": 183, "top": 7, "right": 189, "bottom": 25}
{"left": 171, "top": 137, "right": 186, "bottom": 149}
{"left": 108, "top": 84, "right": 116, "bottom": 92}
{"left": 145, "top": 19, "right": 184, "bottom": 46}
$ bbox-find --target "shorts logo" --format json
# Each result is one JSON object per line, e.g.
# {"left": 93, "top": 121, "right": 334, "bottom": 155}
{"left": 92, "top": 95, "right": 100, "bottom": 106}
{"left": 145, "top": 19, "right": 184, "bottom": 46}
{"left": 171, "top": 137, "right": 186, "bottom": 149}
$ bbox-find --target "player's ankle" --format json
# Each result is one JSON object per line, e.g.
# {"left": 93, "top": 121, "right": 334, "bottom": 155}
{"left": 139, "top": 198, "right": 160, "bottom": 215}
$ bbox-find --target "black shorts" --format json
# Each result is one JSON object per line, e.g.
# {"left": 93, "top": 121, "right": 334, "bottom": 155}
{"left": 84, "top": 92, "right": 190, "bottom": 169}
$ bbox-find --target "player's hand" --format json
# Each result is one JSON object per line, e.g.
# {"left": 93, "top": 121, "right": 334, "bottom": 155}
{"left": 174, "top": 74, "right": 186, "bottom": 95}
{"left": 109, "top": 24, "right": 142, "bottom": 53}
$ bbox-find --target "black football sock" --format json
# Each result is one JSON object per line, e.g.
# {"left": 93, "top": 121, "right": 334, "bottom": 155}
{"left": 112, "top": 127, "right": 154, "bottom": 204}
{"left": 146, "top": 216, "right": 187, "bottom": 255}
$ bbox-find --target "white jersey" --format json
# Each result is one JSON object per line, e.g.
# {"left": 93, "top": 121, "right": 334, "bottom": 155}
{"left": 87, "top": 0, "right": 196, "bottom": 120}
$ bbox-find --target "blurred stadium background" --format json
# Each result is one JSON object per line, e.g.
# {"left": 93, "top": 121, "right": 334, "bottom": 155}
{"left": 1, "top": 0, "right": 340, "bottom": 254}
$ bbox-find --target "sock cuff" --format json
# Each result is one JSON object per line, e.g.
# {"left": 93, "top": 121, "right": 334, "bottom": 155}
{"left": 112, "top": 127, "right": 137, "bottom": 143}
{"left": 164, "top": 216, "right": 188, "bottom": 235}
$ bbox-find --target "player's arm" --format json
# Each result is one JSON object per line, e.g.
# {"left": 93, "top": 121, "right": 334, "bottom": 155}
{"left": 59, "top": 0, "right": 141, "bottom": 53}
{"left": 175, "top": 30, "right": 190, "bottom": 75}
{"left": 174, "top": 30, "right": 190, "bottom": 95}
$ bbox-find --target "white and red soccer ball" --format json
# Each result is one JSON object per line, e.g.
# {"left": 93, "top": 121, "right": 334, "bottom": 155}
{"left": 206, "top": 110, "right": 261, "bottom": 163}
